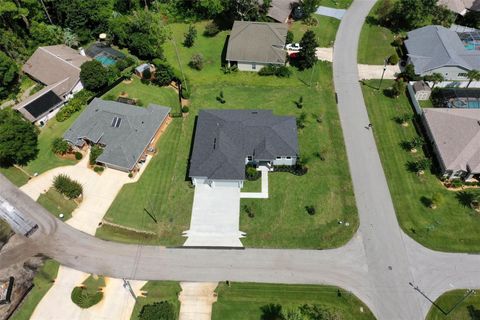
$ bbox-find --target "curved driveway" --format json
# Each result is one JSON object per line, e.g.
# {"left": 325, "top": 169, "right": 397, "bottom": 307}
{"left": 3, "top": 1, "right": 480, "bottom": 319}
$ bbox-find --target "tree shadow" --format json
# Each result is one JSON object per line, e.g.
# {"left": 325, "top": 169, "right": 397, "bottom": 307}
{"left": 220, "top": 35, "right": 229, "bottom": 67}
{"left": 260, "top": 304, "right": 283, "bottom": 320}
{"left": 468, "top": 305, "right": 480, "bottom": 320}
{"left": 420, "top": 196, "right": 432, "bottom": 208}
{"left": 456, "top": 191, "right": 476, "bottom": 208}
{"left": 405, "top": 161, "right": 418, "bottom": 173}
{"left": 400, "top": 140, "right": 412, "bottom": 151}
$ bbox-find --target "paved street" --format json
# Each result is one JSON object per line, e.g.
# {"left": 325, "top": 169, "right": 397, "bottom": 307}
{"left": 3, "top": 1, "right": 480, "bottom": 320}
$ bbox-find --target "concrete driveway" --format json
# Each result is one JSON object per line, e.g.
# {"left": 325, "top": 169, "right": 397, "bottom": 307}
{"left": 183, "top": 184, "right": 245, "bottom": 247}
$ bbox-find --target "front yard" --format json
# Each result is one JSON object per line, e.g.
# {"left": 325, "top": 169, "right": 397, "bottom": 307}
{"left": 37, "top": 188, "right": 77, "bottom": 221}
{"left": 130, "top": 282, "right": 181, "bottom": 320}
{"left": 427, "top": 289, "right": 480, "bottom": 320}
{"left": 363, "top": 80, "right": 480, "bottom": 252}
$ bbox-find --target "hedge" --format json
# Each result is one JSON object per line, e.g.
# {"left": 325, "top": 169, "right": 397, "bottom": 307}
{"left": 53, "top": 174, "right": 83, "bottom": 199}
{"left": 274, "top": 164, "right": 308, "bottom": 176}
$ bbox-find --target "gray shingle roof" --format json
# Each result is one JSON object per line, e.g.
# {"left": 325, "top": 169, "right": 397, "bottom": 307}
{"left": 437, "top": 0, "right": 480, "bottom": 14}
{"left": 258, "top": 0, "right": 299, "bottom": 23}
{"left": 189, "top": 109, "right": 299, "bottom": 180}
{"left": 405, "top": 25, "right": 480, "bottom": 75}
{"left": 226, "top": 21, "right": 287, "bottom": 65}
{"left": 63, "top": 98, "right": 170, "bottom": 171}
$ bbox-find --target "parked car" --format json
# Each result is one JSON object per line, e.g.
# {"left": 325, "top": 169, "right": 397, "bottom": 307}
{"left": 288, "top": 52, "right": 299, "bottom": 59}
{"left": 286, "top": 43, "right": 302, "bottom": 51}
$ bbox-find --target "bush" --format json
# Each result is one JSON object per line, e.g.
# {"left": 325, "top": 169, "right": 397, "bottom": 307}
{"left": 71, "top": 287, "right": 103, "bottom": 309}
{"left": 89, "top": 145, "right": 103, "bottom": 165}
{"left": 189, "top": 53, "right": 204, "bottom": 70}
{"left": 139, "top": 301, "right": 176, "bottom": 320}
{"left": 142, "top": 68, "right": 152, "bottom": 80}
{"left": 274, "top": 164, "right": 307, "bottom": 176}
{"left": 183, "top": 25, "right": 197, "bottom": 47}
{"left": 275, "top": 66, "right": 291, "bottom": 78}
{"left": 204, "top": 22, "right": 219, "bottom": 36}
{"left": 181, "top": 106, "right": 189, "bottom": 113}
{"left": 56, "top": 90, "right": 93, "bottom": 122}
{"left": 80, "top": 60, "right": 108, "bottom": 91}
{"left": 221, "top": 65, "right": 238, "bottom": 74}
{"left": 216, "top": 90, "right": 225, "bottom": 104}
{"left": 93, "top": 166, "right": 104, "bottom": 173}
{"left": 392, "top": 37, "right": 404, "bottom": 47}
{"left": 390, "top": 80, "right": 406, "bottom": 98}
{"left": 181, "top": 89, "right": 190, "bottom": 99}
{"left": 75, "top": 152, "right": 83, "bottom": 160}
{"left": 243, "top": 204, "right": 255, "bottom": 218}
{"left": 258, "top": 65, "right": 291, "bottom": 77}
{"left": 53, "top": 174, "right": 83, "bottom": 199}
{"left": 305, "top": 205, "right": 316, "bottom": 215}
{"left": 388, "top": 54, "right": 399, "bottom": 65}
{"left": 286, "top": 30, "right": 294, "bottom": 44}
{"left": 128, "top": 172, "right": 133, "bottom": 178}
{"left": 246, "top": 165, "right": 261, "bottom": 181}
{"left": 51, "top": 137, "right": 70, "bottom": 155}
{"left": 152, "top": 61, "right": 175, "bottom": 86}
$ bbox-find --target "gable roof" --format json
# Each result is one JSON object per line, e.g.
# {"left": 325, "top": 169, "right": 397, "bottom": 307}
{"left": 405, "top": 25, "right": 480, "bottom": 74}
{"left": 189, "top": 109, "right": 299, "bottom": 180}
{"left": 423, "top": 108, "right": 480, "bottom": 173}
{"left": 259, "top": 0, "right": 299, "bottom": 22}
{"left": 22, "top": 45, "right": 90, "bottom": 97}
{"left": 437, "top": 0, "right": 480, "bottom": 14}
{"left": 226, "top": 21, "right": 288, "bottom": 65}
{"left": 63, "top": 98, "right": 170, "bottom": 171}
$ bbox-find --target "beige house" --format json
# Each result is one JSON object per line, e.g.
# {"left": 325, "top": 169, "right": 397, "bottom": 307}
{"left": 438, "top": 0, "right": 480, "bottom": 15}
{"left": 14, "top": 45, "right": 90, "bottom": 125}
{"left": 226, "top": 21, "right": 287, "bottom": 72}
{"left": 422, "top": 108, "right": 480, "bottom": 180}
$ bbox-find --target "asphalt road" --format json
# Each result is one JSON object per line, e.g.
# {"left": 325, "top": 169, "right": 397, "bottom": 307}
{"left": 2, "top": 1, "right": 480, "bottom": 319}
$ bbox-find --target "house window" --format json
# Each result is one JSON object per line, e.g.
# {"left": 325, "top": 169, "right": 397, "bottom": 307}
{"left": 252, "top": 63, "right": 256, "bottom": 70}
{"left": 286, "top": 156, "right": 291, "bottom": 159}
{"left": 276, "top": 156, "right": 281, "bottom": 160}
{"left": 459, "top": 73, "right": 467, "bottom": 77}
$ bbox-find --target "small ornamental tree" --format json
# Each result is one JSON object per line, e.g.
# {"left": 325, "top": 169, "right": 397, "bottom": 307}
{"left": 204, "top": 22, "right": 219, "bottom": 36}
{"left": 183, "top": 25, "right": 197, "bottom": 48}
{"left": 139, "top": 301, "right": 176, "bottom": 320}
{"left": 89, "top": 145, "right": 103, "bottom": 165}
{"left": 53, "top": 174, "right": 83, "bottom": 199}
{"left": 80, "top": 60, "right": 108, "bottom": 91}
{"left": 391, "top": 80, "right": 406, "bottom": 98}
{"left": 189, "top": 53, "right": 204, "bottom": 70}
{"left": 297, "top": 30, "right": 318, "bottom": 70}
{"left": 51, "top": 137, "right": 70, "bottom": 155}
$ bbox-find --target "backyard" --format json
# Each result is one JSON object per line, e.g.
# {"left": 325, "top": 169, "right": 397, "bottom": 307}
{"left": 212, "top": 282, "right": 374, "bottom": 320}
{"left": 427, "top": 289, "right": 480, "bottom": 320}
{"left": 130, "top": 281, "right": 181, "bottom": 320}
{"left": 363, "top": 79, "right": 480, "bottom": 252}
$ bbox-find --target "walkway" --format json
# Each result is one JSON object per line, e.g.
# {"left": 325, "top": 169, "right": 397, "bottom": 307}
{"left": 316, "top": 6, "right": 346, "bottom": 20}
{"left": 178, "top": 282, "right": 218, "bottom": 320}
{"left": 240, "top": 166, "right": 269, "bottom": 199}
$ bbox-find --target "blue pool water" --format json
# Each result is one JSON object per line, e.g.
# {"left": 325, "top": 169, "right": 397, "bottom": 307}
{"left": 452, "top": 99, "right": 480, "bottom": 109}
{"left": 95, "top": 54, "right": 116, "bottom": 66}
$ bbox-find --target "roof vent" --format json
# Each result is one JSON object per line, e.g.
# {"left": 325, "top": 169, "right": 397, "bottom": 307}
{"left": 111, "top": 116, "right": 122, "bottom": 128}
{"left": 213, "top": 138, "right": 217, "bottom": 149}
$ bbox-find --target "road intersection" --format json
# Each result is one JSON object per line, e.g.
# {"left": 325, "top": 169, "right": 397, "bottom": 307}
{"left": 2, "top": 1, "right": 480, "bottom": 319}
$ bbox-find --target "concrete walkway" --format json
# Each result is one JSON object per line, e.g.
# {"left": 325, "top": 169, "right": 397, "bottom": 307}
{"left": 316, "top": 6, "right": 346, "bottom": 19}
{"left": 178, "top": 282, "right": 218, "bottom": 320}
{"left": 240, "top": 166, "right": 269, "bottom": 199}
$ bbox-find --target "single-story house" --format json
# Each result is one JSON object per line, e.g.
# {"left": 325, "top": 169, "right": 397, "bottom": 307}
{"left": 189, "top": 109, "right": 299, "bottom": 188}
{"left": 437, "top": 0, "right": 480, "bottom": 15}
{"left": 63, "top": 98, "right": 170, "bottom": 172}
{"left": 226, "top": 21, "right": 288, "bottom": 72}
{"left": 259, "top": 0, "right": 299, "bottom": 23}
{"left": 405, "top": 25, "right": 480, "bottom": 80}
{"left": 14, "top": 45, "right": 90, "bottom": 125}
{"left": 422, "top": 107, "right": 480, "bottom": 180}
{"left": 412, "top": 81, "right": 432, "bottom": 101}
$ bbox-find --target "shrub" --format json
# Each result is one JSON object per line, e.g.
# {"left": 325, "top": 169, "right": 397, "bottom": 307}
{"left": 245, "top": 165, "right": 261, "bottom": 181}
{"left": 221, "top": 65, "right": 238, "bottom": 74}
{"left": 183, "top": 25, "right": 197, "bottom": 47}
{"left": 305, "top": 205, "right": 316, "bottom": 215}
{"left": 75, "top": 152, "right": 83, "bottom": 160}
{"left": 93, "top": 166, "right": 104, "bottom": 173}
{"left": 181, "top": 106, "right": 189, "bottom": 113}
{"left": 259, "top": 65, "right": 291, "bottom": 78}
{"left": 189, "top": 53, "right": 204, "bottom": 70}
{"left": 71, "top": 287, "right": 103, "bottom": 309}
{"left": 274, "top": 164, "right": 308, "bottom": 176}
{"left": 116, "top": 56, "right": 135, "bottom": 71}
{"left": 392, "top": 37, "right": 404, "bottom": 47}
{"left": 80, "top": 60, "right": 108, "bottom": 91}
{"left": 181, "top": 89, "right": 190, "bottom": 99}
{"left": 286, "top": 30, "right": 294, "bottom": 44}
{"left": 53, "top": 174, "right": 83, "bottom": 199}
{"left": 243, "top": 204, "right": 255, "bottom": 218}
{"left": 136, "top": 99, "right": 144, "bottom": 106}
{"left": 204, "top": 22, "right": 219, "bottom": 36}
{"left": 152, "top": 61, "right": 175, "bottom": 86}
{"left": 258, "top": 65, "right": 276, "bottom": 76}
{"left": 56, "top": 90, "right": 92, "bottom": 122}
{"left": 295, "top": 96, "right": 304, "bottom": 109}
{"left": 89, "top": 145, "right": 103, "bottom": 165}
{"left": 51, "top": 137, "right": 70, "bottom": 155}
{"left": 388, "top": 54, "right": 399, "bottom": 65}
{"left": 451, "top": 179, "right": 463, "bottom": 188}
{"left": 142, "top": 68, "right": 152, "bottom": 80}
{"left": 216, "top": 91, "right": 225, "bottom": 104}
{"left": 275, "top": 66, "right": 291, "bottom": 77}
{"left": 390, "top": 80, "right": 406, "bottom": 98}
{"left": 128, "top": 172, "right": 133, "bottom": 178}
{"left": 139, "top": 301, "right": 176, "bottom": 320}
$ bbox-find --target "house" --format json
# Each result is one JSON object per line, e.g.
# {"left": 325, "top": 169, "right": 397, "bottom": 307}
{"left": 412, "top": 81, "right": 432, "bottom": 101}
{"left": 259, "top": 0, "right": 299, "bottom": 23}
{"left": 404, "top": 25, "right": 480, "bottom": 80}
{"left": 226, "top": 21, "right": 288, "bottom": 72}
{"left": 63, "top": 98, "right": 170, "bottom": 172}
{"left": 14, "top": 45, "right": 90, "bottom": 125}
{"left": 422, "top": 108, "right": 480, "bottom": 180}
{"left": 437, "top": 0, "right": 480, "bottom": 15}
{"left": 189, "top": 109, "right": 299, "bottom": 188}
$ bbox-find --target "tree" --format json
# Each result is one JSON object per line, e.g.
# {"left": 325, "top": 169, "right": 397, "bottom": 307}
{"left": 389, "top": 0, "right": 437, "bottom": 30}
{"left": 432, "top": 5, "right": 456, "bottom": 28}
{"left": 424, "top": 72, "right": 444, "bottom": 89}
{"left": 80, "top": 60, "right": 108, "bottom": 91}
{"left": 391, "top": 80, "right": 406, "bottom": 98}
{"left": 286, "top": 30, "right": 294, "bottom": 44}
{"left": 63, "top": 28, "right": 79, "bottom": 48}
{"left": 189, "top": 53, "right": 204, "bottom": 70}
{"left": 297, "top": 30, "right": 318, "bottom": 70}
{"left": 51, "top": 137, "right": 70, "bottom": 155}
{"left": 0, "top": 51, "right": 18, "bottom": 99}
{"left": 152, "top": 60, "right": 175, "bottom": 86}
{"left": 204, "top": 21, "right": 219, "bottom": 36}
{"left": 29, "top": 21, "right": 64, "bottom": 47}
{"left": 138, "top": 301, "right": 175, "bottom": 320}
{"left": 195, "top": 0, "right": 225, "bottom": 17}
{"left": 375, "top": 0, "right": 394, "bottom": 26}
{"left": 89, "top": 144, "right": 103, "bottom": 165}
{"left": 460, "top": 11, "right": 480, "bottom": 29}
{"left": 0, "top": 109, "right": 38, "bottom": 167}
{"left": 260, "top": 303, "right": 283, "bottom": 320}
{"left": 183, "top": 24, "right": 197, "bottom": 47}
{"left": 298, "top": 0, "right": 322, "bottom": 19}
{"left": 282, "top": 308, "right": 308, "bottom": 320}
{"left": 466, "top": 69, "right": 480, "bottom": 88}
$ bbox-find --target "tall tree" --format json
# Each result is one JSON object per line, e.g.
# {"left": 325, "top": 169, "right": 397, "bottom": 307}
{"left": 0, "top": 51, "right": 18, "bottom": 99}
{"left": 0, "top": 109, "right": 38, "bottom": 166}
{"left": 391, "top": 0, "right": 437, "bottom": 30}
{"left": 424, "top": 72, "right": 444, "bottom": 89}
{"left": 299, "top": 0, "right": 321, "bottom": 19}
{"left": 80, "top": 60, "right": 108, "bottom": 91}
{"left": 297, "top": 30, "right": 318, "bottom": 70}
{"left": 432, "top": 5, "right": 456, "bottom": 28}
{"left": 466, "top": 69, "right": 480, "bottom": 88}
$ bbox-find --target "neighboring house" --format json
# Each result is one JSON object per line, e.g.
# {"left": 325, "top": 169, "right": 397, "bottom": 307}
{"left": 412, "top": 81, "right": 432, "bottom": 101}
{"left": 189, "top": 109, "right": 299, "bottom": 188}
{"left": 226, "top": 21, "right": 288, "bottom": 72}
{"left": 63, "top": 98, "right": 171, "bottom": 172}
{"left": 422, "top": 108, "right": 480, "bottom": 180}
{"left": 134, "top": 63, "right": 155, "bottom": 79}
{"left": 259, "top": 0, "right": 299, "bottom": 23}
{"left": 405, "top": 25, "right": 480, "bottom": 80}
{"left": 14, "top": 45, "right": 90, "bottom": 125}
{"left": 438, "top": 0, "right": 480, "bottom": 15}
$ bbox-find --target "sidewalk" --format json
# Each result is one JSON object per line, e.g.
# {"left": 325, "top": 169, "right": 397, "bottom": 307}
{"left": 240, "top": 166, "right": 269, "bottom": 199}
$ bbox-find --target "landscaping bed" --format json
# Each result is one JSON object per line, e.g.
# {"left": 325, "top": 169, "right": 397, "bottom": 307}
{"left": 130, "top": 281, "right": 181, "bottom": 320}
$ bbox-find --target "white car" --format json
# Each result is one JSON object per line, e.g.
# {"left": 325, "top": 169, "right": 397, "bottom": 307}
{"left": 285, "top": 43, "right": 302, "bottom": 51}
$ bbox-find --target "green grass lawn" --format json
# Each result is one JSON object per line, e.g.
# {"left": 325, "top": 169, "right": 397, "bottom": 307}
{"left": 37, "top": 188, "right": 77, "bottom": 221}
{"left": 363, "top": 80, "right": 480, "bottom": 252}
{"left": 10, "top": 260, "right": 60, "bottom": 320}
{"left": 322, "top": 0, "right": 353, "bottom": 8}
{"left": 0, "top": 166, "right": 30, "bottom": 187}
{"left": 427, "top": 289, "right": 480, "bottom": 320}
{"left": 290, "top": 15, "right": 340, "bottom": 47}
{"left": 130, "top": 281, "right": 181, "bottom": 320}
{"left": 212, "top": 282, "right": 375, "bottom": 320}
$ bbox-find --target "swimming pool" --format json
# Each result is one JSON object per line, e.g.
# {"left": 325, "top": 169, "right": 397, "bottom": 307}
{"left": 451, "top": 99, "right": 480, "bottom": 109}
{"left": 95, "top": 54, "right": 116, "bottom": 66}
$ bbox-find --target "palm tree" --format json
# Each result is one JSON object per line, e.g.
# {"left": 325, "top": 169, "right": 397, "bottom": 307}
{"left": 428, "top": 73, "right": 445, "bottom": 89}
{"left": 466, "top": 69, "right": 480, "bottom": 88}
{"left": 63, "top": 29, "right": 79, "bottom": 48}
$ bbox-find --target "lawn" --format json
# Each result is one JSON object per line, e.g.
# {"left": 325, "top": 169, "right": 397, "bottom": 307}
{"left": 290, "top": 15, "right": 340, "bottom": 47}
{"left": 37, "top": 188, "right": 77, "bottom": 221}
{"left": 0, "top": 166, "right": 30, "bottom": 187}
{"left": 130, "top": 281, "right": 181, "bottom": 320}
{"left": 427, "top": 289, "right": 480, "bottom": 320}
{"left": 322, "top": 0, "right": 353, "bottom": 8}
{"left": 10, "top": 260, "right": 60, "bottom": 320}
{"left": 212, "top": 282, "right": 375, "bottom": 320}
{"left": 0, "top": 219, "right": 12, "bottom": 243}
{"left": 363, "top": 79, "right": 480, "bottom": 252}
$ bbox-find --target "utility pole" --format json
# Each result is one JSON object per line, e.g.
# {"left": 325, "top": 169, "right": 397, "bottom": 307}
{"left": 378, "top": 58, "right": 388, "bottom": 91}
{"left": 122, "top": 279, "right": 137, "bottom": 300}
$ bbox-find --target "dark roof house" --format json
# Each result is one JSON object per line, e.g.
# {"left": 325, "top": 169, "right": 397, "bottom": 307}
{"left": 189, "top": 110, "right": 299, "bottom": 180}
{"left": 259, "top": 0, "right": 299, "bottom": 23}
{"left": 64, "top": 98, "right": 170, "bottom": 171}
{"left": 226, "top": 21, "right": 288, "bottom": 66}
